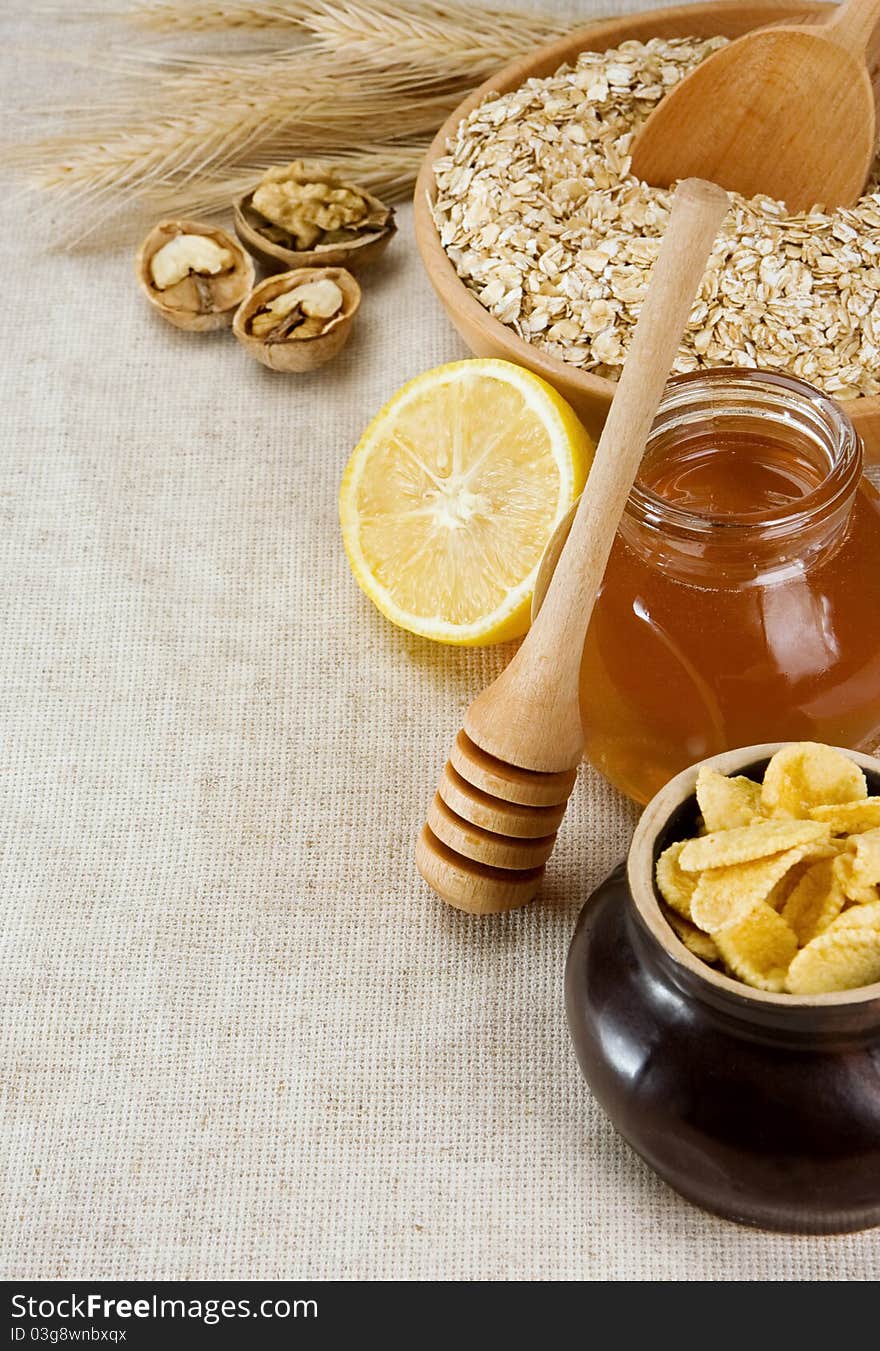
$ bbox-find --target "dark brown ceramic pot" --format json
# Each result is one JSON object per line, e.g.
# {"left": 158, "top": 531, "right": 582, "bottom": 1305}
{"left": 565, "top": 742, "right": 880, "bottom": 1234}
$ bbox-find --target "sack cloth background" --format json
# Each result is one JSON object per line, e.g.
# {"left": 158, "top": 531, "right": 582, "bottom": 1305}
{"left": 2, "top": 0, "right": 879, "bottom": 1281}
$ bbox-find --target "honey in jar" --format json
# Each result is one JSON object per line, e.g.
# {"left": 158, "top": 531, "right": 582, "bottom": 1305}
{"left": 580, "top": 370, "right": 880, "bottom": 803}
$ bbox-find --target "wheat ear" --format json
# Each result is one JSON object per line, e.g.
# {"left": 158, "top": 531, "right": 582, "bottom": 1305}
{"left": 7, "top": 0, "right": 568, "bottom": 247}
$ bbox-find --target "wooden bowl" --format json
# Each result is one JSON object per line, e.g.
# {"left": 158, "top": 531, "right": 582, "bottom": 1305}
{"left": 414, "top": 0, "right": 880, "bottom": 463}
{"left": 566, "top": 741, "right": 880, "bottom": 1233}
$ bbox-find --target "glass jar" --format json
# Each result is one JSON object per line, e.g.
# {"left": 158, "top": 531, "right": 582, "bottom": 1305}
{"left": 580, "top": 370, "right": 880, "bottom": 803}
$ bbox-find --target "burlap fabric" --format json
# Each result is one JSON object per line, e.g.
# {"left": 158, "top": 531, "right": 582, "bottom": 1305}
{"left": 2, "top": 0, "right": 878, "bottom": 1280}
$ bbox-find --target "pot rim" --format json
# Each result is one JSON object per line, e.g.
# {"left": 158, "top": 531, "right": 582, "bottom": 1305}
{"left": 627, "top": 741, "right": 880, "bottom": 1008}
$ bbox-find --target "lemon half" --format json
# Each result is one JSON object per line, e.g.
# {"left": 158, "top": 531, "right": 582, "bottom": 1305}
{"left": 339, "top": 359, "right": 593, "bottom": 645}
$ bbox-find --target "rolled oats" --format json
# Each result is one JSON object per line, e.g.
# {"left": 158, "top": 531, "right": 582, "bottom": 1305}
{"left": 432, "top": 37, "right": 880, "bottom": 399}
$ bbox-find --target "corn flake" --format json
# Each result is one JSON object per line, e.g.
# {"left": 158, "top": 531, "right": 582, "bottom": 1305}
{"left": 766, "top": 861, "right": 810, "bottom": 911}
{"left": 843, "top": 828, "right": 880, "bottom": 886}
{"left": 761, "top": 742, "right": 867, "bottom": 819}
{"left": 834, "top": 900, "right": 880, "bottom": 932}
{"left": 655, "top": 840, "right": 698, "bottom": 919}
{"left": 803, "top": 838, "right": 847, "bottom": 860}
{"left": 716, "top": 903, "right": 798, "bottom": 992}
{"left": 786, "top": 921, "right": 880, "bottom": 995}
{"left": 833, "top": 852, "right": 880, "bottom": 905}
{"left": 781, "top": 858, "right": 846, "bottom": 946}
{"left": 679, "top": 819, "right": 829, "bottom": 872}
{"left": 808, "top": 798, "right": 880, "bottom": 834}
{"left": 691, "top": 846, "right": 810, "bottom": 933}
{"left": 763, "top": 844, "right": 842, "bottom": 910}
{"left": 696, "top": 767, "right": 763, "bottom": 832}
{"left": 663, "top": 907, "right": 720, "bottom": 963}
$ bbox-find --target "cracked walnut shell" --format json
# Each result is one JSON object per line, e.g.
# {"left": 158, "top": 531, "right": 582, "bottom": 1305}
{"left": 136, "top": 220, "right": 254, "bottom": 332}
{"left": 232, "top": 267, "right": 361, "bottom": 372}
{"left": 234, "top": 162, "right": 395, "bottom": 274}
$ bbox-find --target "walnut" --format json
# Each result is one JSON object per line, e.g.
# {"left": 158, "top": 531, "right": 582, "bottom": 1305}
{"left": 248, "top": 278, "right": 344, "bottom": 340}
{"left": 150, "top": 233, "right": 233, "bottom": 289}
{"left": 252, "top": 175, "right": 370, "bottom": 251}
{"left": 233, "top": 267, "right": 360, "bottom": 372}
{"left": 136, "top": 220, "right": 254, "bottom": 332}
{"left": 234, "top": 162, "right": 395, "bottom": 274}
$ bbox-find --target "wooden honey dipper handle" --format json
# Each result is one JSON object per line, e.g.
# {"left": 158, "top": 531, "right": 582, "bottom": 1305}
{"left": 466, "top": 177, "right": 731, "bottom": 772}
{"left": 417, "top": 179, "right": 729, "bottom": 914}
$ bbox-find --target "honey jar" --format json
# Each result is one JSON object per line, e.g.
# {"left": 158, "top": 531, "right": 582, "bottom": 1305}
{"left": 578, "top": 370, "right": 880, "bottom": 803}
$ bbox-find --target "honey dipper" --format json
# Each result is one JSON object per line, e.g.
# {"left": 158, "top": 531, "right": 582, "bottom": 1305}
{"left": 416, "top": 178, "right": 730, "bottom": 914}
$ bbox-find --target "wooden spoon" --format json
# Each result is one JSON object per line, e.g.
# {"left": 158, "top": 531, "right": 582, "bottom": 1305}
{"left": 630, "top": 0, "right": 880, "bottom": 212}
{"left": 416, "top": 178, "right": 730, "bottom": 914}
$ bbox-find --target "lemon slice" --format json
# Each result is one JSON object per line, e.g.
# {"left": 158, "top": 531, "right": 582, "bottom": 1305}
{"left": 339, "top": 359, "right": 593, "bottom": 645}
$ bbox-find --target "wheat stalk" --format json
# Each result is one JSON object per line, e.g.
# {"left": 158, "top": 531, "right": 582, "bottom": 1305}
{"left": 131, "top": 0, "right": 567, "bottom": 36}
{"left": 7, "top": 0, "right": 570, "bottom": 247}
{"left": 34, "top": 2, "right": 313, "bottom": 29}
{"left": 307, "top": 0, "right": 568, "bottom": 66}
{"left": 132, "top": 0, "right": 323, "bottom": 27}
{"left": 140, "top": 144, "right": 424, "bottom": 215}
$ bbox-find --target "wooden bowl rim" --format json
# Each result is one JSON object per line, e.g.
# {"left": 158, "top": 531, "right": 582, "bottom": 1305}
{"left": 628, "top": 742, "right": 880, "bottom": 1008}
{"left": 413, "top": 0, "right": 880, "bottom": 425}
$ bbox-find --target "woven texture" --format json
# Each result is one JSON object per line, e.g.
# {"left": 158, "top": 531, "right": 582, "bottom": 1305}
{"left": 2, "top": 0, "right": 879, "bottom": 1281}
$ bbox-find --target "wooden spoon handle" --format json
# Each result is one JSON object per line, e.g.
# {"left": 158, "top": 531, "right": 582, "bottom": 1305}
{"left": 827, "top": 0, "right": 880, "bottom": 55}
{"left": 527, "top": 178, "right": 729, "bottom": 678}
